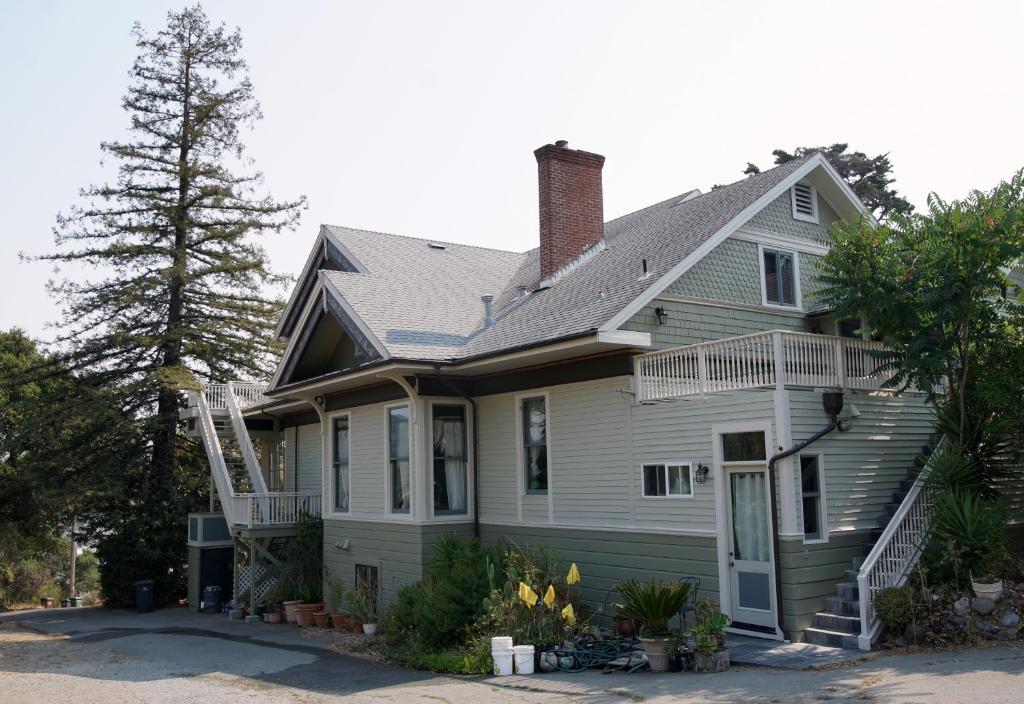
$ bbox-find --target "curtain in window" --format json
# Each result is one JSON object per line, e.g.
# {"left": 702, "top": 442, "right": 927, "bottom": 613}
{"left": 433, "top": 419, "right": 466, "bottom": 512}
{"left": 389, "top": 408, "right": 410, "bottom": 512}
{"left": 730, "top": 472, "right": 770, "bottom": 562}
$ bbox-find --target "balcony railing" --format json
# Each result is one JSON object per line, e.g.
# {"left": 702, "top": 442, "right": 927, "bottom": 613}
{"left": 228, "top": 492, "right": 322, "bottom": 529}
{"left": 634, "top": 330, "right": 894, "bottom": 402}
{"left": 188, "top": 382, "right": 269, "bottom": 410}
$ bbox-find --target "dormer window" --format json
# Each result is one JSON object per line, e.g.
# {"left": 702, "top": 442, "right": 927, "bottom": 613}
{"left": 791, "top": 182, "right": 818, "bottom": 223}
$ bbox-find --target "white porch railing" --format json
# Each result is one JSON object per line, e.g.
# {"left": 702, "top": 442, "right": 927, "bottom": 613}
{"left": 194, "top": 381, "right": 268, "bottom": 410}
{"left": 855, "top": 437, "right": 946, "bottom": 650}
{"left": 229, "top": 493, "right": 323, "bottom": 529}
{"left": 634, "top": 330, "right": 892, "bottom": 402}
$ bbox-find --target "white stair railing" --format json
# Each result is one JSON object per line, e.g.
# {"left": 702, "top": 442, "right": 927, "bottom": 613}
{"left": 226, "top": 382, "right": 269, "bottom": 494}
{"left": 635, "top": 330, "right": 890, "bottom": 402}
{"left": 855, "top": 437, "right": 947, "bottom": 650}
{"left": 194, "top": 390, "right": 239, "bottom": 526}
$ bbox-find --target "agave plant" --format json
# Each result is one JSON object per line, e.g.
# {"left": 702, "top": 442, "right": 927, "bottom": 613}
{"left": 615, "top": 579, "right": 693, "bottom": 637}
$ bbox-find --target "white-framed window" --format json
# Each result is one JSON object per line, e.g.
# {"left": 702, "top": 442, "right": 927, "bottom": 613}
{"left": 332, "top": 414, "right": 350, "bottom": 512}
{"left": 759, "top": 245, "right": 800, "bottom": 308}
{"left": 387, "top": 405, "right": 411, "bottom": 514}
{"left": 641, "top": 463, "right": 694, "bottom": 498}
{"left": 800, "top": 453, "right": 828, "bottom": 542}
{"left": 520, "top": 395, "right": 548, "bottom": 494}
{"left": 791, "top": 182, "right": 819, "bottom": 223}
{"left": 431, "top": 403, "right": 468, "bottom": 515}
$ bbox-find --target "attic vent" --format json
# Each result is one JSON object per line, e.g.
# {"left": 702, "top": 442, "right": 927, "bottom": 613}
{"left": 791, "top": 182, "right": 818, "bottom": 223}
{"left": 427, "top": 242, "right": 447, "bottom": 250}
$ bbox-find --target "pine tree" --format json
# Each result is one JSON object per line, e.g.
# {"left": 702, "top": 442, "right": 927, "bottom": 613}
{"left": 36, "top": 5, "right": 304, "bottom": 495}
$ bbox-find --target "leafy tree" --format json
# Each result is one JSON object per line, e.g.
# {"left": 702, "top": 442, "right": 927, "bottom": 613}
{"left": 33, "top": 5, "right": 304, "bottom": 499}
{"left": 816, "top": 170, "right": 1024, "bottom": 452}
{"left": 745, "top": 143, "right": 913, "bottom": 220}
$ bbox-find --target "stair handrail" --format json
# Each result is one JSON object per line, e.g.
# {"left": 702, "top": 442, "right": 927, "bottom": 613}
{"left": 194, "top": 387, "right": 238, "bottom": 525}
{"left": 226, "top": 381, "right": 269, "bottom": 494}
{"left": 856, "top": 435, "right": 947, "bottom": 650}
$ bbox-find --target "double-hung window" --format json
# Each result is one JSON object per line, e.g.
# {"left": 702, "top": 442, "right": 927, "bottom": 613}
{"left": 388, "top": 406, "right": 410, "bottom": 513}
{"left": 332, "top": 416, "right": 350, "bottom": 512}
{"left": 432, "top": 404, "right": 467, "bottom": 515}
{"left": 521, "top": 396, "right": 548, "bottom": 493}
{"left": 800, "top": 454, "right": 826, "bottom": 541}
{"left": 762, "top": 248, "right": 797, "bottom": 307}
{"left": 641, "top": 463, "right": 693, "bottom": 497}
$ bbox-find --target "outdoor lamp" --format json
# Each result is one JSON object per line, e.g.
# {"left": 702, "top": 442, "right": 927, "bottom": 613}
{"left": 654, "top": 306, "right": 669, "bottom": 324}
{"left": 695, "top": 463, "right": 710, "bottom": 484}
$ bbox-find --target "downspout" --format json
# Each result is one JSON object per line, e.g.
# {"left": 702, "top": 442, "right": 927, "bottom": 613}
{"left": 766, "top": 391, "right": 848, "bottom": 641}
{"left": 434, "top": 365, "right": 480, "bottom": 540}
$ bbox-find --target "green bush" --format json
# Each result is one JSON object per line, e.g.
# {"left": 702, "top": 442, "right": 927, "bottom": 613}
{"left": 873, "top": 586, "right": 919, "bottom": 635}
{"left": 268, "top": 510, "right": 323, "bottom": 603}
{"left": 924, "top": 490, "right": 1010, "bottom": 586}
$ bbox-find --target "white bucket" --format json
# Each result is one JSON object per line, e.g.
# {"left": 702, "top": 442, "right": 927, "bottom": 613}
{"left": 513, "top": 645, "right": 535, "bottom": 674}
{"left": 491, "top": 636, "right": 513, "bottom": 650}
{"left": 493, "top": 650, "right": 514, "bottom": 676}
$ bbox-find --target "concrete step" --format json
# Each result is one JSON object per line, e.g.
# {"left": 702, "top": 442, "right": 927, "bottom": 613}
{"left": 826, "top": 596, "right": 860, "bottom": 617}
{"left": 851, "top": 555, "right": 864, "bottom": 570}
{"left": 804, "top": 627, "right": 860, "bottom": 649}
{"left": 843, "top": 569, "right": 859, "bottom": 583}
{"left": 835, "top": 582, "right": 859, "bottom": 601}
{"left": 813, "top": 612, "right": 860, "bottom": 634}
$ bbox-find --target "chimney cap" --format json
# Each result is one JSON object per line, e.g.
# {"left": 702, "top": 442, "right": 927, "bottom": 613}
{"left": 554, "top": 139, "right": 569, "bottom": 148}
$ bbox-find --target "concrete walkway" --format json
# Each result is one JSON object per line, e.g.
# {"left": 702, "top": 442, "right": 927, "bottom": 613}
{"left": 2, "top": 606, "right": 1023, "bottom": 703}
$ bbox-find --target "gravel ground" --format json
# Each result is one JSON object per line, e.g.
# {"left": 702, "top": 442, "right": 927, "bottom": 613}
{"left": 2, "top": 609, "right": 1024, "bottom": 703}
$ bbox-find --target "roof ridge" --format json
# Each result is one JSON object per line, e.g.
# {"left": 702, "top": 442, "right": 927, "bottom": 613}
{"left": 661, "top": 151, "right": 817, "bottom": 209}
{"left": 324, "top": 224, "right": 527, "bottom": 257}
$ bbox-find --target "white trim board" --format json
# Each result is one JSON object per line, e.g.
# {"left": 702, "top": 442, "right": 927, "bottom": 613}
{"left": 599, "top": 153, "right": 866, "bottom": 334}
{"left": 733, "top": 227, "right": 830, "bottom": 256}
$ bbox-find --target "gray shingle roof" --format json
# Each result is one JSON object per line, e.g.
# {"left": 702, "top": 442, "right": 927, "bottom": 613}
{"left": 319, "top": 154, "right": 815, "bottom": 362}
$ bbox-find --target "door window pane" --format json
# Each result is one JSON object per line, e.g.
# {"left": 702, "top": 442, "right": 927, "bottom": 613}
{"left": 388, "top": 406, "right": 410, "bottom": 513}
{"left": 730, "top": 471, "right": 770, "bottom": 562}
{"left": 333, "top": 417, "right": 350, "bottom": 512}
{"left": 722, "top": 431, "right": 767, "bottom": 462}
{"left": 522, "top": 397, "right": 548, "bottom": 492}
{"left": 433, "top": 405, "right": 467, "bottom": 514}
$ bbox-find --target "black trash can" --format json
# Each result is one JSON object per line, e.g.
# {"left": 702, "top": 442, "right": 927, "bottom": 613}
{"left": 134, "top": 579, "right": 155, "bottom": 613}
{"left": 201, "top": 585, "right": 223, "bottom": 614}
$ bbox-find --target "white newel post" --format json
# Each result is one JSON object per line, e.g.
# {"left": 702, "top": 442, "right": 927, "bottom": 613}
{"left": 771, "top": 331, "right": 786, "bottom": 390}
{"left": 835, "top": 338, "right": 847, "bottom": 389}
{"left": 697, "top": 348, "right": 708, "bottom": 397}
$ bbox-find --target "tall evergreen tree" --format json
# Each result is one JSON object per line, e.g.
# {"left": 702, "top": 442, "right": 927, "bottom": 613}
{"left": 36, "top": 5, "right": 304, "bottom": 496}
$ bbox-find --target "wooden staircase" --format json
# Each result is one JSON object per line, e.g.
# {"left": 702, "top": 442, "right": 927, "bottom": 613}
{"left": 803, "top": 435, "right": 940, "bottom": 648}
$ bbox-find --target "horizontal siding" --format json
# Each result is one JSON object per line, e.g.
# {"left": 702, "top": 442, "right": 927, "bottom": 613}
{"left": 624, "top": 299, "right": 811, "bottom": 350}
{"left": 779, "top": 532, "right": 869, "bottom": 640}
{"left": 480, "top": 523, "right": 719, "bottom": 621}
{"left": 788, "top": 390, "right": 935, "bottom": 534}
{"left": 283, "top": 427, "right": 296, "bottom": 492}
{"left": 477, "top": 393, "right": 518, "bottom": 522}
{"left": 348, "top": 402, "right": 387, "bottom": 516}
{"left": 295, "top": 423, "right": 322, "bottom": 495}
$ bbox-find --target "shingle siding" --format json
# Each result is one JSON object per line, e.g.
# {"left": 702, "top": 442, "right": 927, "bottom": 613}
{"left": 744, "top": 189, "right": 839, "bottom": 243}
{"left": 623, "top": 299, "right": 811, "bottom": 350}
{"left": 668, "top": 238, "right": 762, "bottom": 305}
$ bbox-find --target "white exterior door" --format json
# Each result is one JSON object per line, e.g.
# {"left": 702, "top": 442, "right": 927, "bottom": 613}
{"left": 724, "top": 466, "right": 776, "bottom": 629}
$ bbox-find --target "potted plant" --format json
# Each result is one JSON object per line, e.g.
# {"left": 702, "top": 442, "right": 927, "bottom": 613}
{"left": 614, "top": 605, "right": 637, "bottom": 637}
{"left": 267, "top": 604, "right": 283, "bottom": 624}
{"left": 688, "top": 599, "right": 730, "bottom": 673}
{"left": 282, "top": 599, "right": 302, "bottom": 624}
{"left": 360, "top": 585, "right": 380, "bottom": 636}
{"left": 615, "top": 579, "right": 693, "bottom": 672}
{"left": 326, "top": 577, "right": 348, "bottom": 629}
{"left": 971, "top": 573, "right": 1004, "bottom": 601}
{"left": 348, "top": 585, "right": 380, "bottom": 635}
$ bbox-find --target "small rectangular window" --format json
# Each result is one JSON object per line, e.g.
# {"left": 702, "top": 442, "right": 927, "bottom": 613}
{"left": 791, "top": 182, "right": 818, "bottom": 222}
{"left": 722, "top": 431, "right": 767, "bottom": 462}
{"left": 642, "top": 464, "right": 693, "bottom": 497}
{"left": 433, "top": 404, "right": 467, "bottom": 515}
{"left": 763, "top": 248, "right": 797, "bottom": 307}
{"left": 521, "top": 396, "right": 548, "bottom": 493}
{"left": 355, "top": 564, "right": 379, "bottom": 591}
{"left": 388, "top": 406, "right": 410, "bottom": 513}
{"left": 333, "top": 416, "right": 350, "bottom": 512}
{"left": 801, "top": 454, "right": 825, "bottom": 540}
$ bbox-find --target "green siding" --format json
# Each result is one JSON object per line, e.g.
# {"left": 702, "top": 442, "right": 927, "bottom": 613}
{"left": 779, "top": 532, "right": 868, "bottom": 640}
{"left": 322, "top": 518, "right": 474, "bottom": 606}
{"left": 744, "top": 189, "right": 839, "bottom": 244}
{"left": 623, "top": 299, "right": 811, "bottom": 350}
{"left": 479, "top": 523, "right": 719, "bottom": 621}
{"left": 668, "top": 238, "right": 762, "bottom": 305}
{"left": 295, "top": 423, "right": 322, "bottom": 495}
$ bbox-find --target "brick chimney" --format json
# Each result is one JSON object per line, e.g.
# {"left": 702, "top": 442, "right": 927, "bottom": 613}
{"left": 535, "top": 140, "right": 605, "bottom": 281}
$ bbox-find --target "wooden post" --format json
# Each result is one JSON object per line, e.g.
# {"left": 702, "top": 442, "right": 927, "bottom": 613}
{"left": 250, "top": 540, "right": 257, "bottom": 616}
{"left": 69, "top": 514, "right": 77, "bottom": 599}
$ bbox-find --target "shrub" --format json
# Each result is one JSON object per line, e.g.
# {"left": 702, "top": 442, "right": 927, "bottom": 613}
{"left": 268, "top": 510, "right": 323, "bottom": 603}
{"left": 615, "top": 579, "right": 693, "bottom": 637}
{"left": 873, "top": 586, "right": 919, "bottom": 635}
{"left": 687, "top": 598, "right": 728, "bottom": 655}
{"left": 924, "top": 490, "right": 1010, "bottom": 586}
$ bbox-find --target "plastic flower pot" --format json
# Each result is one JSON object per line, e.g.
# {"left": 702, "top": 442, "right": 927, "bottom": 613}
{"left": 362, "top": 623, "right": 378, "bottom": 636}
{"left": 639, "top": 637, "right": 675, "bottom": 672}
{"left": 972, "top": 579, "right": 1003, "bottom": 601}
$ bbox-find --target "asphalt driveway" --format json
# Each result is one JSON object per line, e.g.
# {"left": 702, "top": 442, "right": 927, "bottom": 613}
{"left": 1, "top": 606, "right": 1023, "bottom": 703}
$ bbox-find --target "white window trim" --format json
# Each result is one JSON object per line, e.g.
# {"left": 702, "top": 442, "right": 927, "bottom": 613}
{"left": 800, "top": 452, "right": 830, "bottom": 545}
{"left": 384, "top": 402, "right": 414, "bottom": 521}
{"left": 757, "top": 243, "right": 803, "bottom": 310}
{"left": 427, "top": 399, "right": 474, "bottom": 521}
{"left": 514, "top": 390, "right": 553, "bottom": 524}
{"left": 323, "top": 410, "right": 351, "bottom": 519}
{"left": 791, "top": 182, "right": 819, "bottom": 223}
{"left": 639, "top": 462, "right": 695, "bottom": 499}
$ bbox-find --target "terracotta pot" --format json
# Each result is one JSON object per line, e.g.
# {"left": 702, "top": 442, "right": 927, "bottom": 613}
{"left": 267, "top": 611, "right": 282, "bottom": 624}
{"left": 616, "top": 618, "right": 637, "bottom": 638}
{"left": 331, "top": 612, "right": 348, "bottom": 629}
{"left": 350, "top": 621, "right": 364, "bottom": 634}
{"left": 313, "top": 611, "right": 330, "bottom": 628}
{"left": 283, "top": 600, "right": 301, "bottom": 624}
{"left": 295, "top": 603, "right": 322, "bottom": 627}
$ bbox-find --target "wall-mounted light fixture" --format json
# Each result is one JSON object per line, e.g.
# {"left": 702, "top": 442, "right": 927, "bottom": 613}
{"left": 654, "top": 306, "right": 669, "bottom": 325}
{"left": 695, "top": 463, "right": 710, "bottom": 484}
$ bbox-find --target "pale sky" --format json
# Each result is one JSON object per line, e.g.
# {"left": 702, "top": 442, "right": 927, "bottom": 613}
{"left": 3, "top": 0, "right": 1023, "bottom": 341}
